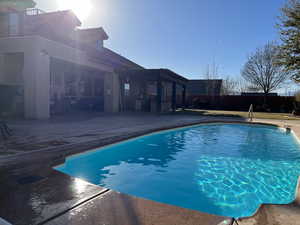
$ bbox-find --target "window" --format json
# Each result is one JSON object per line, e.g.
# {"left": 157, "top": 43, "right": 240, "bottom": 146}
{"left": 124, "top": 83, "right": 130, "bottom": 96}
{"left": 0, "top": 13, "right": 20, "bottom": 37}
{"left": 65, "top": 73, "right": 77, "bottom": 97}
{"left": 147, "top": 82, "right": 156, "bottom": 96}
{"left": 2, "top": 53, "right": 24, "bottom": 84}
{"left": 50, "top": 72, "right": 63, "bottom": 87}
{"left": 96, "top": 40, "right": 103, "bottom": 50}
{"left": 161, "top": 85, "right": 168, "bottom": 101}
{"left": 8, "top": 13, "right": 19, "bottom": 36}
{"left": 94, "top": 78, "right": 104, "bottom": 96}
{"left": 80, "top": 75, "right": 93, "bottom": 96}
{"left": 0, "top": 14, "right": 8, "bottom": 37}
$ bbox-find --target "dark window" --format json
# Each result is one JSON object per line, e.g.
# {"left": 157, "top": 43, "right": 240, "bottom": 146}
{"left": 80, "top": 75, "right": 93, "bottom": 96}
{"left": 94, "top": 78, "right": 104, "bottom": 96}
{"left": 65, "top": 73, "right": 77, "bottom": 97}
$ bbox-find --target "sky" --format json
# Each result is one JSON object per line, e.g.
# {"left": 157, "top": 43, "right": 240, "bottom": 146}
{"left": 35, "top": 0, "right": 287, "bottom": 80}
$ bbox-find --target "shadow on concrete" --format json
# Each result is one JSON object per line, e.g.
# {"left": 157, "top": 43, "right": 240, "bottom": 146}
{"left": 0, "top": 169, "right": 105, "bottom": 225}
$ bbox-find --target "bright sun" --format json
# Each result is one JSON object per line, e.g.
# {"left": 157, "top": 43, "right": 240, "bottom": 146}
{"left": 57, "top": 0, "right": 92, "bottom": 21}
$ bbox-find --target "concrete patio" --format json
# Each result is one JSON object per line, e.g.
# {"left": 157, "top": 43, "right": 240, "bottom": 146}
{"left": 1, "top": 113, "right": 300, "bottom": 225}
{"left": 0, "top": 112, "right": 246, "bottom": 168}
{"left": 1, "top": 112, "right": 232, "bottom": 156}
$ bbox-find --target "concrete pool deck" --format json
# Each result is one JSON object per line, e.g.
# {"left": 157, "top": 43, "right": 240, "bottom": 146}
{"left": 1, "top": 113, "right": 300, "bottom": 225}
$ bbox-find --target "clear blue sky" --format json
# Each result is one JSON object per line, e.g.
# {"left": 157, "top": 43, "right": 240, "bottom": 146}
{"left": 35, "top": 0, "right": 286, "bottom": 79}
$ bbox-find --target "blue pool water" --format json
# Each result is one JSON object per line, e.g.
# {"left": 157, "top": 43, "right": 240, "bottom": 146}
{"left": 55, "top": 124, "right": 300, "bottom": 218}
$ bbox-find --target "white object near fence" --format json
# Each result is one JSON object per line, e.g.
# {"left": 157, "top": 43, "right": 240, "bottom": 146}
{"left": 248, "top": 104, "right": 254, "bottom": 122}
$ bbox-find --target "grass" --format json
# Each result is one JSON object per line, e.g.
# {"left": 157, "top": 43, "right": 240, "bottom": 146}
{"left": 178, "top": 109, "right": 300, "bottom": 120}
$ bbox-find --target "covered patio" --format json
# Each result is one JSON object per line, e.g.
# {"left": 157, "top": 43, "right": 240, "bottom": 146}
{"left": 117, "top": 69, "right": 188, "bottom": 113}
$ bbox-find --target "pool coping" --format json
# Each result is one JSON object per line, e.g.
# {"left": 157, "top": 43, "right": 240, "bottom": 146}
{"left": 1, "top": 120, "right": 254, "bottom": 170}
{"left": 53, "top": 121, "right": 279, "bottom": 168}
{"left": 0, "top": 120, "right": 278, "bottom": 168}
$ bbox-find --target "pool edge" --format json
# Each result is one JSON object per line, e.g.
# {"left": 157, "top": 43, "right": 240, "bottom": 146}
{"left": 55, "top": 120, "right": 296, "bottom": 220}
{"left": 53, "top": 121, "right": 280, "bottom": 168}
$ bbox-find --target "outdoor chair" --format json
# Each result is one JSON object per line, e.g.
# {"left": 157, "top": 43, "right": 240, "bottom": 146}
{"left": 0, "top": 120, "right": 12, "bottom": 140}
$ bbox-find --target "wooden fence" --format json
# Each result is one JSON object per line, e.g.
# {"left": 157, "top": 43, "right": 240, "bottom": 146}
{"left": 187, "top": 95, "right": 295, "bottom": 113}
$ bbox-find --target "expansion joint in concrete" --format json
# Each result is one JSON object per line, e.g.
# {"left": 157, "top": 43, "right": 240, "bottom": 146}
{"left": 38, "top": 188, "right": 110, "bottom": 225}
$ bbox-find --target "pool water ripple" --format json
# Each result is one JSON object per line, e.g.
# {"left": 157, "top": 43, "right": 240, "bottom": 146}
{"left": 55, "top": 124, "right": 300, "bottom": 218}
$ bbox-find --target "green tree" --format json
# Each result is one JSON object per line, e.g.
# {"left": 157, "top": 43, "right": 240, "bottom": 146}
{"left": 0, "top": 0, "right": 36, "bottom": 11}
{"left": 278, "top": 0, "right": 300, "bottom": 82}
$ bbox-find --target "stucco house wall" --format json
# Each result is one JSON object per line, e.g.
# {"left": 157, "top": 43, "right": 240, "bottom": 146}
{"left": 0, "top": 36, "right": 119, "bottom": 119}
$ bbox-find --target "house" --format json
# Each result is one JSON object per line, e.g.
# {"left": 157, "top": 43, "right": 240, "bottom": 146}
{"left": 0, "top": 7, "right": 188, "bottom": 119}
{"left": 187, "top": 79, "right": 223, "bottom": 96}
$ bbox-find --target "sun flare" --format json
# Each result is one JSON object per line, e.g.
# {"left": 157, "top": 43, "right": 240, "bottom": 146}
{"left": 57, "top": 0, "right": 92, "bottom": 21}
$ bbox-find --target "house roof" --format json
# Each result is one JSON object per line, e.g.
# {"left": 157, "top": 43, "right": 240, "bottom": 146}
{"left": 24, "top": 9, "right": 143, "bottom": 70}
{"left": 76, "top": 27, "right": 109, "bottom": 41}
{"left": 116, "top": 69, "right": 188, "bottom": 85}
{"left": 38, "top": 32, "right": 144, "bottom": 69}
{"left": 187, "top": 79, "right": 223, "bottom": 95}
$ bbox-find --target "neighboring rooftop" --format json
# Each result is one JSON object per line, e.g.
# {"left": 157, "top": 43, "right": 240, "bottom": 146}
{"left": 116, "top": 68, "right": 188, "bottom": 84}
{"left": 187, "top": 79, "right": 223, "bottom": 96}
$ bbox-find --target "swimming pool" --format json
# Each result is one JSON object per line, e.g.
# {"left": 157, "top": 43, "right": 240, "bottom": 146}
{"left": 55, "top": 123, "right": 300, "bottom": 218}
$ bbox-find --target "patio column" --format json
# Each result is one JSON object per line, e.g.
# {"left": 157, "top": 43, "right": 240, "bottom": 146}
{"left": 119, "top": 78, "right": 125, "bottom": 112}
{"left": 104, "top": 72, "right": 120, "bottom": 113}
{"left": 23, "top": 49, "right": 50, "bottom": 119}
{"left": 157, "top": 79, "right": 162, "bottom": 112}
{"left": 172, "top": 81, "right": 177, "bottom": 112}
{"left": 182, "top": 85, "right": 186, "bottom": 110}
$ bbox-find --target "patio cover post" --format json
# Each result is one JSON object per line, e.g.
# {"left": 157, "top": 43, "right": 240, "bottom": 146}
{"left": 182, "top": 85, "right": 186, "bottom": 110}
{"left": 172, "top": 81, "right": 177, "bottom": 112}
{"left": 157, "top": 79, "right": 162, "bottom": 112}
{"left": 24, "top": 49, "right": 50, "bottom": 119}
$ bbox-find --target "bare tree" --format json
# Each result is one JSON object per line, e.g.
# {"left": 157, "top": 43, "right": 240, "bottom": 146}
{"left": 236, "top": 78, "right": 252, "bottom": 94}
{"left": 204, "top": 62, "right": 219, "bottom": 80}
{"left": 204, "top": 62, "right": 220, "bottom": 96}
{"left": 221, "top": 77, "right": 254, "bottom": 95}
{"left": 241, "top": 42, "right": 290, "bottom": 94}
{"left": 221, "top": 77, "right": 237, "bottom": 95}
